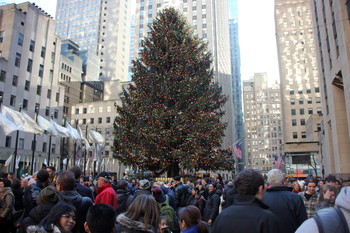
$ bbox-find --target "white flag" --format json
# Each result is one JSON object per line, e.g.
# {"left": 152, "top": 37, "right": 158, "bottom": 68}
{"left": 51, "top": 120, "right": 70, "bottom": 137}
{"left": 0, "top": 112, "right": 20, "bottom": 135}
{"left": 22, "top": 112, "right": 44, "bottom": 134}
{"left": 89, "top": 130, "right": 105, "bottom": 143}
{"left": 78, "top": 126, "right": 91, "bottom": 150}
{"left": 15, "top": 155, "right": 21, "bottom": 169}
{"left": 63, "top": 158, "right": 67, "bottom": 165}
{"left": 37, "top": 115, "right": 58, "bottom": 136}
{"left": 66, "top": 121, "right": 81, "bottom": 140}
{"left": 5, "top": 154, "right": 13, "bottom": 167}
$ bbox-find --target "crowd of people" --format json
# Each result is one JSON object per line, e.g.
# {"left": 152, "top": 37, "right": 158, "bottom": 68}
{"left": 0, "top": 166, "right": 349, "bottom": 233}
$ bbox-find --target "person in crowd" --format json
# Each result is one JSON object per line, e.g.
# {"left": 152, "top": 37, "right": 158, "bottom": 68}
{"left": 159, "top": 216, "right": 171, "bottom": 233}
{"left": 0, "top": 178, "right": 15, "bottom": 233}
{"left": 84, "top": 204, "right": 116, "bottom": 233}
{"left": 325, "top": 174, "right": 337, "bottom": 187}
{"left": 116, "top": 194, "right": 159, "bottom": 233}
{"left": 189, "top": 187, "right": 205, "bottom": 215}
{"left": 27, "top": 202, "right": 76, "bottom": 233}
{"left": 6, "top": 172, "right": 14, "bottom": 182}
{"left": 318, "top": 179, "right": 325, "bottom": 191}
{"left": 221, "top": 181, "right": 234, "bottom": 209}
{"left": 296, "top": 186, "right": 350, "bottom": 233}
{"left": 134, "top": 179, "right": 152, "bottom": 198}
{"left": 200, "top": 178, "right": 210, "bottom": 200}
{"left": 202, "top": 182, "right": 221, "bottom": 226}
{"left": 173, "top": 176, "right": 190, "bottom": 208}
{"left": 211, "top": 169, "right": 280, "bottom": 233}
{"left": 316, "top": 184, "right": 336, "bottom": 211}
{"left": 56, "top": 171, "right": 93, "bottom": 233}
{"left": 11, "top": 178, "right": 24, "bottom": 211}
{"left": 299, "top": 178, "right": 319, "bottom": 218}
{"left": 69, "top": 166, "right": 94, "bottom": 201}
{"left": 263, "top": 169, "right": 307, "bottom": 233}
{"left": 293, "top": 182, "right": 303, "bottom": 194}
{"left": 46, "top": 166, "right": 57, "bottom": 184}
{"left": 178, "top": 205, "right": 208, "bottom": 233}
{"left": 23, "top": 169, "right": 50, "bottom": 218}
{"left": 115, "top": 180, "right": 134, "bottom": 216}
{"left": 153, "top": 181, "right": 176, "bottom": 211}
{"left": 335, "top": 179, "right": 342, "bottom": 194}
{"left": 94, "top": 172, "right": 117, "bottom": 208}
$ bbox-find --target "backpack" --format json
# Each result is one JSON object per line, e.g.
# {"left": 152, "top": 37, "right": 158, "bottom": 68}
{"left": 158, "top": 195, "right": 180, "bottom": 233}
{"left": 313, "top": 207, "right": 349, "bottom": 233}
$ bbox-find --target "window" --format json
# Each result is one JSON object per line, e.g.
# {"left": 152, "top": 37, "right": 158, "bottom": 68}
{"left": 293, "top": 132, "right": 298, "bottom": 139}
{"left": 299, "top": 99, "right": 304, "bottom": 104}
{"left": 25, "top": 80, "right": 30, "bottom": 91}
{"left": 307, "top": 88, "right": 311, "bottom": 93}
{"left": 98, "top": 117, "right": 102, "bottom": 124}
{"left": 19, "top": 138, "right": 24, "bottom": 150}
{"left": 82, "top": 118, "right": 86, "bottom": 124}
{"left": 106, "top": 117, "right": 110, "bottom": 123}
{"left": 75, "top": 108, "right": 79, "bottom": 114}
{"left": 39, "top": 65, "right": 44, "bottom": 78}
{"left": 37, "top": 85, "right": 42, "bottom": 96}
{"left": 42, "top": 142, "right": 47, "bottom": 152}
{"left": 0, "top": 31, "right": 4, "bottom": 43}
{"left": 298, "top": 90, "right": 303, "bottom": 94}
{"left": 29, "top": 40, "right": 35, "bottom": 52}
{"left": 301, "top": 132, "right": 306, "bottom": 139}
{"left": 317, "top": 107, "right": 322, "bottom": 114}
{"left": 292, "top": 119, "right": 297, "bottom": 126}
{"left": 52, "top": 144, "right": 56, "bottom": 153}
{"left": 83, "top": 108, "right": 87, "bottom": 114}
{"left": 51, "top": 52, "right": 55, "bottom": 63}
{"left": 54, "top": 109, "right": 58, "bottom": 119}
{"left": 47, "top": 89, "right": 51, "bottom": 99}
{"left": 315, "top": 87, "right": 320, "bottom": 93}
{"left": 10, "top": 95, "right": 16, "bottom": 106}
{"left": 18, "top": 33, "right": 24, "bottom": 46}
{"left": 45, "top": 107, "right": 50, "bottom": 116}
{"left": 15, "top": 53, "right": 21, "bottom": 67}
{"left": 27, "top": 59, "right": 33, "bottom": 72}
{"left": 41, "top": 46, "right": 46, "bottom": 58}
{"left": 290, "top": 90, "right": 295, "bottom": 95}
{"left": 49, "top": 70, "right": 53, "bottom": 82}
{"left": 90, "top": 118, "right": 94, "bottom": 124}
{"left": 300, "top": 108, "right": 305, "bottom": 115}
{"left": 300, "top": 119, "right": 306, "bottom": 125}
{"left": 308, "top": 97, "right": 312, "bottom": 104}
{"left": 0, "top": 70, "right": 6, "bottom": 82}
{"left": 22, "top": 99, "right": 28, "bottom": 110}
{"left": 316, "top": 97, "right": 321, "bottom": 103}
{"left": 12, "top": 75, "right": 18, "bottom": 86}
{"left": 56, "top": 93, "right": 60, "bottom": 102}
{"left": 5, "top": 136, "right": 11, "bottom": 147}
{"left": 308, "top": 108, "right": 313, "bottom": 114}
{"left": 291, "top": 109, "right": 296, "bottom": 115}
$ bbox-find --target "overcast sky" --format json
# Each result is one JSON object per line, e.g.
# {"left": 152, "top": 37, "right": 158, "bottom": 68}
{"left": 4, "top": 0, "right": 279, "bottom": 85}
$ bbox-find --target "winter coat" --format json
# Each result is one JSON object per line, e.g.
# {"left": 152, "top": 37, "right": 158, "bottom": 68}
{"left": 296, "top": 186, "right": 350, "bottom": 233}
{"left": 202, "top": 189, "right": 221, "bottom": 222}
{"left": 263, "top": 186, "right": 307, "bottom": 233}
{"left": 12, "top": 185, "right": 24, "bottom": 211}
{"left": 211, "top": 195, "right": 280, "bottom": 233}
{"left": 116, "top": 189, "right": 134, "bottom": 216}
{"left": 94, "top": 183, "right": 118, "bottom": 208}
{"left": 183, "top": 225, "right": 198, "bottom": 233}
{"left": 75, "top": 182, "right": 94, "bottom": 201}
{"left": 190, "top": 195, "right": 205, "bottom": 215}
{"left": 0, "top": 187, "right": 15, "bottom": 220}
{"left": 26, "top": 224, "right": 63, "bottom": 233}
{"left": 222, "top": 186, "right": 238, "bottom": 208}
{"left": 134, "top": 188, "right": 151, "bottom": 198}
{"left": 60, "top": 191, "right": 93, "bottom": 233}
{"left": 115, "top": 213, "right": 158, "bottom": 233}
{"left": 174, "top": 182, "right": 190, "bottom": 208}
{"left": 23, "top": 182, "right": 47, "bottom": 218}
{"left": 19, "top": 203, "right": 56, "bottom": 233}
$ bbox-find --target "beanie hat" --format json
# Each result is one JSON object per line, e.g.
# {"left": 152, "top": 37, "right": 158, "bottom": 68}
{"left": 139, "top": 179, "right": 150, "bottom": 189}
{"left": 37, "top": 186, "right": 61, "bottom": 205}
{"left": 152, "top": 187, "right": 165, "bottom": 202}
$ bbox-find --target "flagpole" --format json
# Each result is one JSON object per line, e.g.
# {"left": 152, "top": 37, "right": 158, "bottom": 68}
{"left": 30, "top": 106, "right": 39, "bottom": 174}
{"left": 47, "top": 113, "right": 53, "bottom": 167}
{"left": 73, "top": 119, "right": 78, "bottom": 166}
{"left": 83, "top": 124, "right": 88, "bottom": 175}
{"left": 12, "top": 103, "right": 22, "bottom": 176}
{"left": 60, "top": 115, "right": 67, "bottom": 171}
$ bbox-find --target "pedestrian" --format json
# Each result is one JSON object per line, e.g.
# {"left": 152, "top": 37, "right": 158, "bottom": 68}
{"left": 263, "top": 169, "right": 307, "bottom": 233}
{"left": 116, "top": 194, "right": 159, "bottom": 233}
{"left": 178, "top": 205, "right": 208, "bottom": 233}
{"left": 211, "top": 169, "right": 280, "bottom": 233}
{"left": 315, "top": 184, "right": 336, "bottom": 211}
{"left": 84, "top": 204, "right": 116, "bottom": 233}
{"left": 0, "top": 178, "right": 15, "bottom": 233}
{"left": 299, "top": 178, "right": 319, "bottom": 218}
{"left": 69, "top": 166, "right": 94, "bottom": 201}
{"left": 202, "top": 182, "right": 221, "bottom": 226}
{"left": 173, "top": 176, "right": 191, "bottom": 208}
{"left": 115, "top": 180, "right": 134, "bottom": 216}
{"left": 189, "top": 187, "right": 205, "bottom": 215}
{"left": 94, "top": 171, "right": 118, "bottom": 208}
{"left": 134, "top": 179, "right": 152, "bottom": 198}
{"left": 293, "top": 182, "right": 302, "bottom": 194}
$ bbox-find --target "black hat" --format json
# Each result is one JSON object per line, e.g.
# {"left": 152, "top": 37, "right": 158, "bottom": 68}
{"left": 97, "top": 172, "right": 111, "bottom": 181}
{"left": 173, "top": 176, "right": 181, "bottom": 181}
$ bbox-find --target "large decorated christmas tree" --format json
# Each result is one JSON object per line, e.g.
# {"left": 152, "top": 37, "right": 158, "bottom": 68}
{"left": 113, "top": 8, "right": 234, "bottom": 177}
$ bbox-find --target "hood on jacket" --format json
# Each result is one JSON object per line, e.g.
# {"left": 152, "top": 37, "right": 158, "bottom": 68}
{"left": 60, "top": 190, "right": 82, "bottom": 204}
{"left": 335, "top": 187, "right": 350, "bottom": 211}
{"left": 117, "top": 213, "right": 157, "bottom": 233}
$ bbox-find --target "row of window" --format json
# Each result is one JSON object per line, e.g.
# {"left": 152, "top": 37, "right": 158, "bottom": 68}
{"left": 4, "top": 136, "right": 56, "bottom": 153}
{"left": 293, "top": 132, "right": 307, "bottom": 139}
{"left": 290, "top": 87, "right": 320, "bottom": 95}
{"left": 291, "top": 107, "right": 322, "bottom": 115}
{"left": 291, "top": 97, "right": 321, "bottom": 105}
{"left": 79, "top": 117, "right": 111, "bottom": 125}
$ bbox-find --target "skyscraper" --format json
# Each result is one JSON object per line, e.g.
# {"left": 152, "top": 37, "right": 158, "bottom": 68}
{"left": 275, "top": 0, "right": 322, "bottom": 173}
{"left": 132, "top": 0, "right": 234, "bottom": 149}
{"left": 55, "top": 0, "right": 132, "bottom": 81}
{"left": 310, "top": 0, "right": 350, "bottom": 177}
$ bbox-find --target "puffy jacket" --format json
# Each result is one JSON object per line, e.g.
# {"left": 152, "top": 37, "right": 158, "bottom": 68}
{"left": 202, "top": 189, "right": 221, "bottom": 222}
{"left": 75, "top": 182, "right": 94, "bottom": 201}
{"left": 174, "top": 182, "right": 190, "bottom": 208}
{"left": 263, "top": 186, "right": 307, "bottom": 233}
{"left": 116, "top": 189, "right": 134, "bottom": 216}
{"left": 19, "top": 203, "right": 56, "bottom": 233}
{"left": 95, "top": 183, "right": 118, "bottom": 209}
{"left": 0, "top": 187, "right": 14, "bottom": 220}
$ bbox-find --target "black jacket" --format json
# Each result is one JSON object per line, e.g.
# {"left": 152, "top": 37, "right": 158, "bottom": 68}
{"left": 134, "top": 188, "right": 151, "bottom": 198}
{"left": 174, "top": 182, "right": 190, "bottom": 208}
{"left": 19, "top": 203, "right": 56, "bottom": 233}
{"left": 202, "top": 189, "right": 221, "bottom": 222}
{"left": 116, "top": 189, "right": 134, "bottom": 216}
{"left": 211, "top": 195, "right": 280, "bottom": 233}
{"left": 263, "top": 186, "right": 307, "bottom": 233}
{"left": 190, "top": 195, "right": 205, "bottom": 214}
{"left": 76, "top": 182, "right": 94, "bottom": 201}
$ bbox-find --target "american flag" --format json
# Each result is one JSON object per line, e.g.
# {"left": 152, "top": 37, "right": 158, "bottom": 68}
{"left": 233, "top": 144, "right": 242, "bottom": 159}
{"left": 274, "top": 156, "right": 284, "bottom": 169}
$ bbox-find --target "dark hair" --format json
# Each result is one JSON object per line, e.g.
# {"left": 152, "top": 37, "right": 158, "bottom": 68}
{"left": 116, "top": 180, "right": 129, "bottom": 190}
{"left": 203, "top": 177, "right": 210, "bottom": 184}
{"left": 306, "top": 177, "right": 318, "bottom": 186}
{"left": 11, "top": 178, "right": 21, "bottom": 189}
{"left": 57, "top": 171, "right": 76, "bottom": 191}
{"left": 40, "top": 202, "right": 76, "bottom": 232}
{"left": 125, "top": 195, "right": 159, "bottom": 230}
{"left": 86, "top": 204, "right": 116, "bottom": 233}
{"left": 47, "top": 166, "right": 56, "bottom": 172}
{"left": 325, "top": 174, "right": 337, "bottom": 183}
{"left": 37, "top": 169, "right": 50, "bottom": 183}
{"left": 69, "top": 166, "right": 82, "bottom": 180}
{"left": 192, "top": 187, "right": 200, "bottom": 195}
{"left": 0, "top": 178, "right": 12, "bottom": 187}
{"left": 178, "top": 205, "right": 208, "bottom": 233}
{"left": 234, "top": 169, "right": 264, "bottom": 196}
{"left": 318, "top": 184, "right": 336, "bottom": 204}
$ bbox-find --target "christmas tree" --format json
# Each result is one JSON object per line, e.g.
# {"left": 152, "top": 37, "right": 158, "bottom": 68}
{"left": 113, "top": 8, "right": 234, "bottom": 177}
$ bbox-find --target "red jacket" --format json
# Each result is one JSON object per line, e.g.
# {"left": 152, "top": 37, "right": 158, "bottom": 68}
{"left": 94, "top": 183, "right": 118, "bottom": 209}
